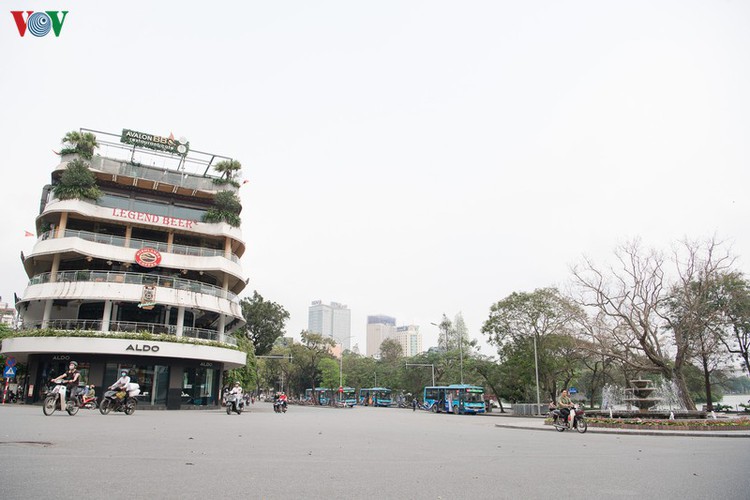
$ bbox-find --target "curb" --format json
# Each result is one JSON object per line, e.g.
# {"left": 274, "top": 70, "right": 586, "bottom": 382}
{"left": 493, "top": 422, "right": 750, "bottom": 438}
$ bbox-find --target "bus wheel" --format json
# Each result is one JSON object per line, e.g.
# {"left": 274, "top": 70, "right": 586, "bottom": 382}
{"left": 453, "top": 405, "right": 460, "bottom": 415}
{"left": 431, "top": 403, "right": 438, "bottom": 413}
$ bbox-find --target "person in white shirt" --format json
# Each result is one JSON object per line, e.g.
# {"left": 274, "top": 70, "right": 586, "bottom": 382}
{"left": 109, "top": 370, "right": 131, "bottom": 399}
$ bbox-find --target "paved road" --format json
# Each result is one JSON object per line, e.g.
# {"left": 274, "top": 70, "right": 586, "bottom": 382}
{"left": 1, "top": 404, "right": 748, "bottom": 499}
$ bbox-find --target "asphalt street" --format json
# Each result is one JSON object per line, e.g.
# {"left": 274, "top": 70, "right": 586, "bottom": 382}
{"left": 1, "top": 403, "right": 748, "bottom": 499}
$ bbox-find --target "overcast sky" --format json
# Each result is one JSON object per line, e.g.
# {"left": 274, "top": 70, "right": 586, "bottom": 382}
{"left": 2, "top": 1, "right": 748, "bottom": 354}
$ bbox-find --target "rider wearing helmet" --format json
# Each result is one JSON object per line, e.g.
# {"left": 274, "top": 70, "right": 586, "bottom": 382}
{"left": 51, "top": 361, "right": 80, "bottom": 409}
{"left": 230, "top": 381, "right": 243, "bottom": 396}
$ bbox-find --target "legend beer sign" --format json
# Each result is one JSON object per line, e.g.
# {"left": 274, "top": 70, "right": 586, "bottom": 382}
{"left": 121, "top": 128, "right": 189, "bottom": 156}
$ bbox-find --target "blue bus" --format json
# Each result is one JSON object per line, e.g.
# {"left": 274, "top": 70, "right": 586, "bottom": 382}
{"left": 423, "top": 384, "right": 485, "bottom": 414}
{"left": 341, "top": 387, "right": 357, "bottom": 407}
{"left": 304, "top": 387, "right": 333, "bottom": 405}
{"left": 358, "top": 387, "right": 392, "bottom": 407}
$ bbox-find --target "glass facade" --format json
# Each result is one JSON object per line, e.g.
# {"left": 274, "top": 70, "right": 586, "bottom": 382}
{"left": 182, "top": 366, "right": 219, "bottom": 406}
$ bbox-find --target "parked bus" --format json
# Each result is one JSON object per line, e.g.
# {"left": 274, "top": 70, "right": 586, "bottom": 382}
{"left": 422, "top": 384, "right": 485, "bottom": 414}
{"left": 341, "top": 387, "right": 357, "bottom": 407}
{"left": 304, "top": 387, "right": 333, "bottom": 405}
{"left": 358, "top": 387, "right": 392, "bottom": 407}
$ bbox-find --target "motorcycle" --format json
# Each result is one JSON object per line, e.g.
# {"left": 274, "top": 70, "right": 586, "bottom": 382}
{"left": 273, "top": 400, "right": 287, "bottom": 413}
{"left": 81, "top": 394, "right": 98, "bottom": 409}
{"left": 99, "top": 384, "right": 139, "bottom": 415}
{"left": 550, "top": 404, "right": 588, "bottom": 433}
{"left": 225, "top": 393, "right": 244, "bottom": 415}
{"left": 43, "top": 382, "right": 82, "bottom": 416}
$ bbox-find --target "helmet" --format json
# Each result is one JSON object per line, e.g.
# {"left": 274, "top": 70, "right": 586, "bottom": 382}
{"left": 234, "top": 381, "right": 240, "bottom": 386}
{"left": 69, "top": 361, "right": 78, "bottom": 368}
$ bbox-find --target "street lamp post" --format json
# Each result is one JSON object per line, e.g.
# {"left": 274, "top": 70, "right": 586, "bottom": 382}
{"left": 532, "top": 333, "right": 541, "bottom": 416}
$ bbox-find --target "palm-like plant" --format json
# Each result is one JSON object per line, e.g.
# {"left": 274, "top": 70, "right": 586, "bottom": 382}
{"left": 53, "top": 159, "right": 102, "bottom": 201}
{"left": 213, "top": 159, "right": 242, "bottom": 181}
{"left": 60, "top": 131, "right": 98, "bottom": 160}
{"left": 204, "top": 190, "right": 242, "bottom": 227}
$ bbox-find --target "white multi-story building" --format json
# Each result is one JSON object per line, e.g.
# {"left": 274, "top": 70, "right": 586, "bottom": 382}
{"left": 0, "top": 302, "right": 15, "bottom": 327}
{"left": 1, "top": 128, "right": 246, "bottom": 407}
{"left": 396, "top": 325, "right": 423, "bottom": 357}
{"left": 366, "top": 315, "right": 396, "bottom": 358}
{"left": 308, "top": 300, "right": 351, "bottom": 350}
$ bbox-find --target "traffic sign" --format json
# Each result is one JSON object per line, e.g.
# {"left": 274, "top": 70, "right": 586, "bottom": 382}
{"left": 5, "top": 357, "right": 16, "bottom": 367}
{"left": 569, "top": 387, "right": 578, "bottom": 394}
{"left": 3, "top": 366, "right": 16, "bottom": 378}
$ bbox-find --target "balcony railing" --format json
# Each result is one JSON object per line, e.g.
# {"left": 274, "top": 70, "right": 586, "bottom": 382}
{"left": 85, "top": 156, "right": 237, "bottom": 193}
{"left": 28, "top": 270, "right": 239, "bottom": 303}
{"left": 22, "top": 319, "right": 238, "bottom": 346}
{"left": 40, "top": 229, "right": 240, "bottom": 263}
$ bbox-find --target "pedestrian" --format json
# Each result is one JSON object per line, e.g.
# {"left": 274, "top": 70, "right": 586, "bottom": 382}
{"left": 412, "top": 397, "right": 418, "bottom": 412}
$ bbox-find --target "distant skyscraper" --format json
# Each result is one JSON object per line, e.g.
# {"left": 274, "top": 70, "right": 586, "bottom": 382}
{"left": 366, "top": 315, "right": 396, "bottom": 358}
{"left": 308, "top": 300, "right": 352, "bottom": 350}
{"left": 396, "top": 325, "right": 423, "bottom": 357}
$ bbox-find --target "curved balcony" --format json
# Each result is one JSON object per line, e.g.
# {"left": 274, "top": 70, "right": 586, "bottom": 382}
{"left": 22, "top": 319, "right": 237, "bottom": 346}
{"left": 28, "top": 270, "right": 239, "bottom": 303}
{"left": 40, "top": 229, "right": 240, "bottom": 263}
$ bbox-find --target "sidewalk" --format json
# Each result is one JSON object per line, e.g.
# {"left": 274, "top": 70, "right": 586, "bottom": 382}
{"left": 485, "top": 413, "right": 750, "bottom": 438}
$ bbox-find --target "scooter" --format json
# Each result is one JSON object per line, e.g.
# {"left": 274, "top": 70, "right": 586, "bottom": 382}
{"left": 226, "top": 393, "right": 244, "bottom": 415}
{"left": 42, "top": 382, "right": 82, "bottom": 416}
{"left": 273, "top": 400, "right": 287, "bottom": 413}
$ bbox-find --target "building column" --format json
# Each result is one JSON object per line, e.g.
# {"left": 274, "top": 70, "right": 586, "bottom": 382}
{"left": 167, "top": 232, "right": 174, "bottom": 252}
{"left": 55, "top": 212, "right": 68, "bottom": 238}
{"left": 176, "top": 306, "right": 185, "bottom": 337}
{"left": 41, "top": 300, "right": 53, "bottom": 328}
{"left": 49, "top": 254, "right": 61, "bottom": 283}
{"left": 124, "top": 226, "right": 132, "bottom": 248}
{"left": 218, "top": 314, "right": 226, "bottom": 337}
{"left": 102, "top": 300, "right": 112, "bottom": 332}
{"left": 224, "top": 237, "right": 232, "bottom": 258}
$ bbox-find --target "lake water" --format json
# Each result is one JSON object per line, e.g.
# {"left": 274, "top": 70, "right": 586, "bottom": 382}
{"left": 714, "top": 394, "right": 750, "bottom": 411}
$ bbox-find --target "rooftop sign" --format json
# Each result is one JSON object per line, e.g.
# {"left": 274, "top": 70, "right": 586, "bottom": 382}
{"left": 120, "top": 128, "right": 189, "bottom": 156}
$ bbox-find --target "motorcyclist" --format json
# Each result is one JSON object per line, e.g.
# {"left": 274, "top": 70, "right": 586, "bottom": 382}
{"left": 109, "top": 369, "right": 131, "bottom": 401}
{"left": 557, "top": 389, "right": 575, "bottom": 426}
{"left": 51, "top": 361, "right": 80, "bottom": 410}
{"left": 279, "top": 392, "right": 288, "bottom": 408}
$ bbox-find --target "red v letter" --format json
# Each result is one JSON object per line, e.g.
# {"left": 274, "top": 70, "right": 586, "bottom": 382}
{"left": 11, "top": 11, "right": 33, "bottom": 37}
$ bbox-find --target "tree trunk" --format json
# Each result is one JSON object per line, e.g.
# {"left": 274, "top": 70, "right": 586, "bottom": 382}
{"left": 672, "top": 368, "right": 696, "bottom": 410}
{"left": 701, "top": 355, "right": 713, "bottom": 411}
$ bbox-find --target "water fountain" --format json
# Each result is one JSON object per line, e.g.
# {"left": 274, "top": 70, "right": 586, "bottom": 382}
{"left": 592, "top": 379, "right": 706, "bottom": 419}
{"left": 623, "top": 379, "right": 660, "bottom": 412}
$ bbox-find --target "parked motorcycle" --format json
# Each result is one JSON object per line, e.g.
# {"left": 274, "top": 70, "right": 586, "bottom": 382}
{"left": 99, "top": 385, "right": 139, "bottom": 415}
{"left": 273, "top": 400, "right": 287, "bottom": 413}
{"left": 550, "top": 404, "right": 588, "bottom": 433}
{"left": 43, "top": 382, "right": 82, "bottom": 416}
{"left": 226, "top": 393, "right": 244, "bottom": 415}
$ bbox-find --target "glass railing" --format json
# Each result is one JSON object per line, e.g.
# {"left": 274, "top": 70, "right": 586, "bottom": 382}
{"left": 39, "top": 229, "right": 240, "bottom": 263}
{"left": 22, "top": 319, "right": 237, "bottom": 346}
{"left": 85, "top": 156, "right": 237, "bottom": 193}
{"left": 28, "top": 270, "right": 239, "bottom": 303}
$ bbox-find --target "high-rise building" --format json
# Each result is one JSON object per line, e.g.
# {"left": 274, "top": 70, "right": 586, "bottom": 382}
{"left": 308, "top": 300, "right": 351, "bottom": 350}
{"left": 366, "top": 315, "right": 396, "bottom": 357}
{"left": 0, "top": 128, "right": 246, "bottom": 407}
{"left": 396, "top": 325, "right": 423, "bottom": 357}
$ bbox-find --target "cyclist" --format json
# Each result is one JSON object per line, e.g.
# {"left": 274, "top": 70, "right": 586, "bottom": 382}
{"left": 51, "top": 361, "right": 80, "bottom": 410}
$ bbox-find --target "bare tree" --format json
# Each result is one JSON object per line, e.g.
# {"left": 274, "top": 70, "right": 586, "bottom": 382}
{"left": 571, "top": 237, "right": 735, "bottom": 410}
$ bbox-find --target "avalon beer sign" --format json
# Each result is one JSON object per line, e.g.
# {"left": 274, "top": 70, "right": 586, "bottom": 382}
{"left": 120, "top": 128, "right": 190, "bottom": 156}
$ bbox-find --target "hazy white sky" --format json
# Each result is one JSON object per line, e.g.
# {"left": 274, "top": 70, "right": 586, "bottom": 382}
{"left": 2, "top": 1, "right": 748, "bottom": 354}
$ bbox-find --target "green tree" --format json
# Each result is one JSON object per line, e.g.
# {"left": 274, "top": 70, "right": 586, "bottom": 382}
{"left": 213, "top": 159, "right": 242, "bottom": 181}
{"left": 60, "top": 130, "right": 98, "bottom": 159}
{"left": 239, "top": 291, "right": 290, "bottom": 356}
{"left": 204, "top": 191, "right": 242, "bottom": 227}
{"left": 379, "top": 338, "right": 403, "bottom": 362}
{"left": 224, "top": 335, "right": 256, "bottom": 391}
{"left": 53, "top": 159, "right": 102, "bottom": 201}
{"left": 319, "top": 358, "right": 341, "bottom": 390}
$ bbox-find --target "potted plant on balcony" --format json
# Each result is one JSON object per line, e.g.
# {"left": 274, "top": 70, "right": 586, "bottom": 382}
{"left": 53, "top": 159, "right": 102, "bottom": 201}
{"left": 59, "top": 130, "right": 98, "bottom": 160}
{"left": 203, "top": 190, "right": 242, "bottom": 227}
{"left": 212, "top": 159, "right": 242, "bottom": 188}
